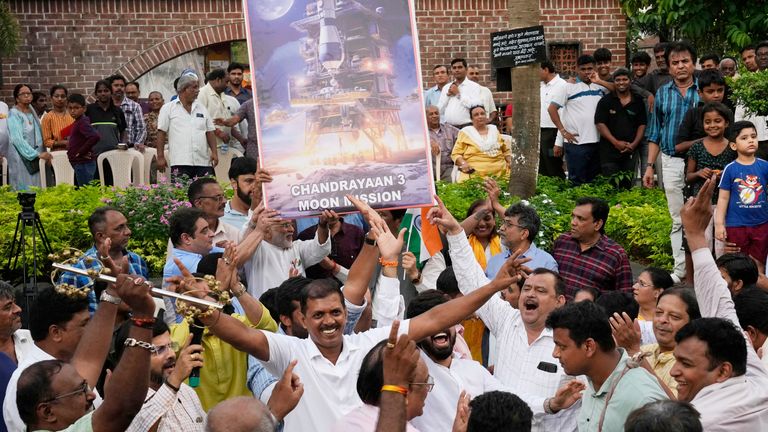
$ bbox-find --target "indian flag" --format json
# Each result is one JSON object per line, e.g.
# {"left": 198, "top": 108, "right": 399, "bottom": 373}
{"left": 399, "top": 207, "right": 443, "bottom": 267}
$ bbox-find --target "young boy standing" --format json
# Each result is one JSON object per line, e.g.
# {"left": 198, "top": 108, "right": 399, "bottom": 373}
{"left": 66, "top": 93, "right": 101, "bottom": 186}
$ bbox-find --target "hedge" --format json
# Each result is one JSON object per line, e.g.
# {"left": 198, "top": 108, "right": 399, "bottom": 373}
{"left": 0, "top": 175, "right": 673, "bottom": 281}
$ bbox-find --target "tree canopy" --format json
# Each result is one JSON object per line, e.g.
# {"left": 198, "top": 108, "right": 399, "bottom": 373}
{"left": 621, "top": 0, "right": 768, "bottom": 54}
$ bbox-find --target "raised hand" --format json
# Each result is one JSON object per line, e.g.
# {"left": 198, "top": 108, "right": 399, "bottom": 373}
{"left": 609, "top": 312, "right": 641, "bottom": 355}
{"left": 113, "top": 274, "right": 155, "bottom": 317}
{"left": 426, "top": 194, "right": 462, "bottom": 235}
{"left": 370, "top": 214, "right": 405, "bottom": 261}
{"left": 382, "top": 321, "right": 420, "bottom": 387}
{"left": 549, "top": 380, "right": 586, "bottom": 412}
{"left": 347, "top": 194, "right": 383, "bottom": 228}
{"left": 216, "top": 244, "right": 237, "bottom": 292}
{"left": 268, "top": 360, "right": 305, "bottom": 421}
{"left": 681, "top": 178, "right": 715, "bottom": 238}
{"left": 167, "top": 335, "right": 205, "bottom": 389}
{"left": 318, "top": 209, "right": 340, "bottom": 229}
{"left": 400, "top": 252, "right": 420, "bottom": 281}
{"left": 492, "top": 248, "right": 532, "bottom": 291}
{"left": 451, "top": 391, "right": 470, "bottom": 432}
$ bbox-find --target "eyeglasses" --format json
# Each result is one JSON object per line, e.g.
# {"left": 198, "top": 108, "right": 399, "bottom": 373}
{"left": 501, "top": 220, "right": 525, "bottom": 230}
{"left": 410, "top": 375, "right": 435, "bottom": 392}
{"left": 634, "top": 279, "right": 653, "bottom": 288}
{"left": 152, "top": 342, "right": 180, "bottom": 356}
{"left": 43, "top": 381, "right": 89, "bottom": 403}
{"left": 198, "top": 194, "right": 225, "bottom": 202}
{"left": 17, "top": 92, "right": 32, "bottom": 97}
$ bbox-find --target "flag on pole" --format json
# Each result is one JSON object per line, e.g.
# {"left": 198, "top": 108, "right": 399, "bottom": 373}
{"left": 399, "top": 207, "right": 443, "bottom": 267}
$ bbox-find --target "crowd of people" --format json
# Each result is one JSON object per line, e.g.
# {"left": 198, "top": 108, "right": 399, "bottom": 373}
{"left": 0, "top": 62, "right": 255, "bottom": 189}
{"left": 0, "top": 39, "right": 766, "bottom": 432}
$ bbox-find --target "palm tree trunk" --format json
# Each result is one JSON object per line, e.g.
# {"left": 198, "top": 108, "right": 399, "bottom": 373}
{"left": 506, "top": 0, "right": 541, "bottom": 198}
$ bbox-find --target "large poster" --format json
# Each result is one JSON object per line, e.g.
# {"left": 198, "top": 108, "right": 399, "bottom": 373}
{"left": 244, "top": 0, "right": 435, "bottom": 218}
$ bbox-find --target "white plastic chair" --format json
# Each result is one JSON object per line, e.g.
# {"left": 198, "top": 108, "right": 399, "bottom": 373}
{"left": 39, "top": 151, "right": 75, "bottom": 187}
{"left": 97, "top": 149, "right": 144, "bottom": 188}
{"left": 434, "top": 152, "right": 441, "bottom": 183}
{"left": 214, "top": 148, "right": 243, "bottom": 183}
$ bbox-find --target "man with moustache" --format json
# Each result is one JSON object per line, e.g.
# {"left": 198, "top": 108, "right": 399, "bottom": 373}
{"left": 643, "top": 41, "right": 700, "bottom": 283}
{"left": 120, "top": 320, "right": 206, "bottom": 431}
{"left": 406, "top": 290, "right": 506, "bottom": 432}
{"left": 176, "top": 196, "right": 529, "bottom": 432}
{"left": 242, "top": 209, "right": 333, "bottom": 298}
{"left": 424, "top": 65, "right": 451, "bottom": 114}
{"left": 108, "top": 74, "right": 146, "bottom": 151}
{"left": 426, "top": 105, "right": 459, "bottom": 182}
{"left": 672, "top": 179, "right": 768, "bottom": 430}
{"left": 484, "top": 197, "right": 558, "bottom": 279}
{"left": 188, "top": 177, "right": 241, "bottom": 248}
{"left": 741, "top": 45, "right": 759, "bottom": 72}
{"left": 428, "top": 196, "right": 580, "bottom": 432}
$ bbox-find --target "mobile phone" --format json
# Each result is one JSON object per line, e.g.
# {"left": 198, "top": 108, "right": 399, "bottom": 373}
{"left": 537, "top": 361, "right": 558, "bottom": 373}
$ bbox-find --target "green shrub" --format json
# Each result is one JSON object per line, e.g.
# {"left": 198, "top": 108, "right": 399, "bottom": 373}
{"left": 0, "top": 175, "right": 674, "bottom": 279}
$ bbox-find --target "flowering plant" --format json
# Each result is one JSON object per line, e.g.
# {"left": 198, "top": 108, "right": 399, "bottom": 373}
{"left": 105, "top": 176, "right": 192, "bottom": 243}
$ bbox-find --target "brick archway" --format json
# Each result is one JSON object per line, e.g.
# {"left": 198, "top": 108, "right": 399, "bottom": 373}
{"left": 116, "top": 22, "right": 246, "bottom": 81}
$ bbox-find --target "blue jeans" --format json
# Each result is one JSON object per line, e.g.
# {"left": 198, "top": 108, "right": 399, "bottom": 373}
{"left": 73, "top": 161, "right": 97, "bottom": 187}
{"left": 564, "top": 142, "right": 600, "bottom": 185}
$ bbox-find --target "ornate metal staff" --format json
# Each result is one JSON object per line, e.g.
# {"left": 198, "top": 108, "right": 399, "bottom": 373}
{"left": 52, "top": 262, "right": 223, "bottom": 310}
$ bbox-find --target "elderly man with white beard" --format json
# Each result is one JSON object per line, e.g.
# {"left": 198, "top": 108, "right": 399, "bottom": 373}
{"left": 241, "top": 210, "right": 333, "bottom": 298}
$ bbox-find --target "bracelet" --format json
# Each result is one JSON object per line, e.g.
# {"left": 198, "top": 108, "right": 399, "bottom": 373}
{"left": 130, "top": 316, "right": 156, "bottom": 329}
{"left": 164, "top": 378, "right": 180, "bottom": 392}
{"left": 124, "top": 337, "right": 155, "bottom": 352}
{"left": 379, "top": 258, "right": 398, "bottom": 268}
{"left": 381, "top": 385, "right": 408, "bottom": 396}
{"left": 99, "top": 290, "right": 122, "bottom": 306}
{"left": 544, "top": 397, "right": 557, "bottom": 414}
{"left": 231, "top": 282, "right": 246, "bottom": 298}
{"left": 647, "top": 162, "right": 655, "bottom": 169}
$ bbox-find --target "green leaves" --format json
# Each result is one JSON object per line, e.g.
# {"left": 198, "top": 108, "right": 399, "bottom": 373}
{"left": 437, "top": 175, "right": 673, "bottom": 268}
{"left": 0, "top": 1, "right": 20, "bottom": 56}
{"left": 621, "top": 0, "right": 768, "bottom": 52}
{"left": 728, "top": 70, "right": 768, "bottom": 117}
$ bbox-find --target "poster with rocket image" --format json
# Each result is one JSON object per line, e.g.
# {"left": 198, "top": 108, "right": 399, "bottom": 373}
{"left": 244, "top": 0, "right": 435, "bottom": 218}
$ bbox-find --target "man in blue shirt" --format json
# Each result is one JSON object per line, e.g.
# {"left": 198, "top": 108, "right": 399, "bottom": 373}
{"left": 423, "top": 64, "right": 450, "bottom": 119}
{"left": 486, "top": 202, "right": 558, "bottom": 279}
{"left": 58, "top": 207, "right": 149, "bottom": 313}
{"left": 643, "top": 41, "right": 700, "bottom": 282}
{"left": 162, "top": 207, "right": 222, "bottom": 324}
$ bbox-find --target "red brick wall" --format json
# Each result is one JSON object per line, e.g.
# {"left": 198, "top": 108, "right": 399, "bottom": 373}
{"left": 1, "top": 0, "right": 626, "bottom": 103}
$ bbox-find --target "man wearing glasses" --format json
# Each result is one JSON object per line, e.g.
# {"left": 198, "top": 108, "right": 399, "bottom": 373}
{"left": 121, "top": 319, "right": 207, "bottom": 431}
{"left": 242, "top": 208, "right": 333, "bottom": 298}
{"left": 485, "top": 201, "right": 558, "bottom": 279}
{"left": 7, "top": 274, "right": 155, "bottom": 431}
{"left": 187, "top": 177, "right": 241, "bottom": 249}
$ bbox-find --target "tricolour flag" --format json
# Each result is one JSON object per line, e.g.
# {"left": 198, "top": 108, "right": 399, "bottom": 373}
{"left": 400, "top": 207, "right": 443, "bottom": 266}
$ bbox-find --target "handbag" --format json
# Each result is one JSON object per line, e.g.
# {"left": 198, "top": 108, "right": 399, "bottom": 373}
{"left": 19, "top": 110, "right": 41, "bottom": 175}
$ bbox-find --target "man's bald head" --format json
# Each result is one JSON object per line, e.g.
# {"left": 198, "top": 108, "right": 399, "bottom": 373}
{"left": 206, "top": 397, "right": 274, "bottom": 432}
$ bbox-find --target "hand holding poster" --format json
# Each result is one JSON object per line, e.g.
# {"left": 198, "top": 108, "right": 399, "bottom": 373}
{"left": 244, "top": 0, "right": 435, "bottom": 218}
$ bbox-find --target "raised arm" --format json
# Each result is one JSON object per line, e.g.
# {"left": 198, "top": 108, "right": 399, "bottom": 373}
{"left": 169, "top": 258, "right": 271, "bottom": 361}
{"left": 92, "top": 275, "right": 156, "bottom": 432}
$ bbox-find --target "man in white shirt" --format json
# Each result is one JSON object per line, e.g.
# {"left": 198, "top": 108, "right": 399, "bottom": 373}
{"left": 548, "top": 54, "right": 607, "bottom": 185}
{"left": 675, "top": 179, "right": 768, "bottom": 430}
{"left": 467, "top": 65, "right": 498, "bottom": 124}
{"left": 156, "top": 73, "right": 218, "bottom": 180}
{"left": 428, "top": 196, "right": 579, "bottom": 432}
{"left": 181, "top": 196, "right": 527, "bottom": 432}
{"left": 242, "top": 210, "right": 332, "bottom": 298}
{"left": 539, "top": 61, "right": 567, "bottom": 178}
{"left": 406, "top": 290, "right": 505, "bottom": 432}
{"left": 198, "top": 69, "right": 234, "bottom": 151}
{"left": 438, "top": 58, "right": 483, "bottom": 128}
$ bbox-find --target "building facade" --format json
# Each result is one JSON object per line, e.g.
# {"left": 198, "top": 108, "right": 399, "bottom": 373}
{"left": 1, "top": 0, "right": 626, "bottom": 104}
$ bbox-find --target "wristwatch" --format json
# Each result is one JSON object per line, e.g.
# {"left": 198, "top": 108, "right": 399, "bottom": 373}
{"left": 647, "top": 162, "right": 655, "bottom": 169}
{"left": 232, "top": 282, "right": 247, "bottom": 298}
{"left": 365, "top": 233, "right": 377, "bottom": 246}
{"left": 99, "top": 290, "right": 122, "bottom": 305}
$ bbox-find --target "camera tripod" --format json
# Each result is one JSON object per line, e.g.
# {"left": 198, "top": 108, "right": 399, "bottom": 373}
{"left": 5, "top": 203, "right": 52, "bottom": 326}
